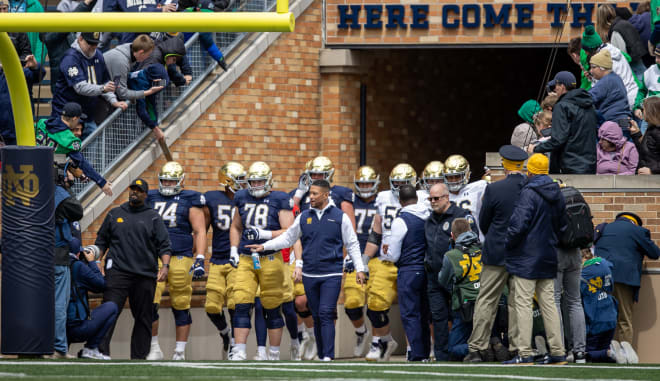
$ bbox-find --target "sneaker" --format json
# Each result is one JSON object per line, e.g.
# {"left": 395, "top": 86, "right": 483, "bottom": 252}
{"left": 303, "top": 334, "right": 317, "bottom": 361}
{"left": 620, "top": 341, "right": 638, "bottom": 364}
{"left": 574, "top": 351, "right": 586, "bottom": 364}
{"left": 321, "top": 356, "right": 331, "bottom": 362}
{"left": 491, "top": 338, "right": 509, "bottom": 362}
{"left": 354, "top": 331, "right": 369, "bottom": 357}
{"left": 502, "top": 355, "right": 535, "bottom": 365}
{"left": 610, "top": 340, "right": 627, "bottom": 364}
{"left": 172, "top": 351, "right": 185, "bottom": 361}
{"left": 80, "top": 347, "right": 109, "bottom": 360}
{"left": 146, "top": 344, "right": 164, "bottom": 361}
{"left": 463, "top": 351, "right": 484, "bottom": 363}
{"left": 254, "top": 348, "right": 268, "bottom": 361}
{"left": 381, "top": 339, "right": 398, "bottom": 362}
{"left": 220, "top": 332, "right": 231, "bottom": 360}
{"left": 536, "top": 354, "right": 567, "bottom": 365}
{"left": 228, "top": 348, "right": 246, "bottom": 361}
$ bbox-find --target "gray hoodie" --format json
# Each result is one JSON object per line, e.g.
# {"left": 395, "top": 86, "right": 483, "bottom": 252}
{"left": 71, "top": 39, "right": 118, "bottom": 105}
{"left": 104, "top": 43, "right": 145, "bottom": 101}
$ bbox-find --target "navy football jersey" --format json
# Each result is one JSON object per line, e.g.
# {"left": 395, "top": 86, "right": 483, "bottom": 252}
{"left": 147, "top": 189, "right": 205, "bottom": 256}
{"left": 353, "top": 196, "right": 378, "bottom": 253}
{"left": 234, "top": 189, "right": 293, "bottom": 255}
{"left": 204, "top": 190, "right": 234, "bottom": 265}
{"left": 296, "top": 184, "right": 355, "bottom": 211}
{"left": 52, "top": 48, "right": 111, "bottom": 117}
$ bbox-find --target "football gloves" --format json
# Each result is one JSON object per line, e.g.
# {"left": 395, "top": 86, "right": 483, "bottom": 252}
{"left": 229, "top": 247, "right": 240, "bottom": 268}
{"left": 343, "top": 256, "right": 355, "bottom": 273}
{"left": 243, "top": 227, "right": 260, "bottom": 241}
{"left": 190, "top": 255, "right": 206, "bottom": 280}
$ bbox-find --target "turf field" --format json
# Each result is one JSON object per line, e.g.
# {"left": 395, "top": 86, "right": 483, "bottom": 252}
{"left": 0, "top": 360, "right": 659, "bottom": 380}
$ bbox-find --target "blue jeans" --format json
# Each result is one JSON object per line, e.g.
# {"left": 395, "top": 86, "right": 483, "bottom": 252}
{"left": 68, "top": 302, "right": 119, "bottom": 349}
{"left": 397, "top": 269, "right": 430, "bottom": 361}
{"left": 54, "top": 265, "right": 71, "bottom": 353}
{"left": 427, "top": 270, "right": 450, "bottom": 361}
{"left": 302, "top": 275, "right": 342, "bottom": 359}
{"left": 449, "top": 312, "right": 472, "bottom": 361}
{"left": 586, "top": 329, "right": 615, "bottom": 363}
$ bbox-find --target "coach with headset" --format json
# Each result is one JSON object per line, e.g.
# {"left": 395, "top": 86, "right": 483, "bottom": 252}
{"left": 248, "top": 179, "right": 366, "bottom": 361}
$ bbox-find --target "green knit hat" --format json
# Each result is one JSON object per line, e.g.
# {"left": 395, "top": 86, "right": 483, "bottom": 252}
{"left": 518, "top": 100, "right": 541, "bottom": 124}
{"left": 582, "top": 25, "right": 602, "bottom": 50}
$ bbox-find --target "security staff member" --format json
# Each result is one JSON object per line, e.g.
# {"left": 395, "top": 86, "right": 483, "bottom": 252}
{"left": 465, "top": 145, "right": 528, "bottom": 362}
{"left": 248, "top": 179, "right": 366, "bottom": 361}
{"left": 380, "top": 185, "right": 431, "bottom": 361}
{"left": 425, "top": 182, "right": 478, "bottom": 361}
{"left": 96, "top": 178, "right": 172, "bottom": 359}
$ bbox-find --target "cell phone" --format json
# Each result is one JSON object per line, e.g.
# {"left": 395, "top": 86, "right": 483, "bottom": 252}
{"left": 152, "top": 79, "right": 162, "bottom": 87}
{"left": 113, "top": 75, "right": 121, "bottom": 87}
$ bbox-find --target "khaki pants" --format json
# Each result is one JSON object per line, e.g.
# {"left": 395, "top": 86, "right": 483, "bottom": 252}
{"left": 468, "top": 265, "right": 517, "bottom": 352}
{"left": 511, "top": 276, "right": 565, "bottom": 358}
{"left": 613, "top": 282, "right": 635, "bottom": 343}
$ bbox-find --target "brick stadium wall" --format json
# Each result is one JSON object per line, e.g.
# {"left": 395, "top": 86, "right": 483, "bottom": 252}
{"left": 325, "top": 0, "right": 637, "bottom": 46}
{"left": 82, "top": 0, "right": 327, "bottom": 243}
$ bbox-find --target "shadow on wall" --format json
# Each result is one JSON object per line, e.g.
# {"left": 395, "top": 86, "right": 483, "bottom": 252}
{"left": 362, "top": 47, "right": 576, "bottom": 182}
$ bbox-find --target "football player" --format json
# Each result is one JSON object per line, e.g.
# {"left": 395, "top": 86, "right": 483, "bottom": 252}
{"left": 228, "top": 161, "right": 294, "bottom": 361}
{"left": 343, "top": 165, "right": 380, "bottom": 357}
{"left": 146, "top": 161, "right": 207, "bottom": 361}
{"left": 418, "top": 161, "right": 445, "bottom": 211}
{"left": 202, "top": 162, "right": 246, "bottom": 359}
{"left": 444, "top": 155, "right": 486, "bottom": 240}
{"left": 362, "top": 163, "right": 426, "bottom": 361}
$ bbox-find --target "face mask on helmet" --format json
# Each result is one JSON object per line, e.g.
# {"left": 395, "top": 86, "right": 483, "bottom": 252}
{"left": 218, "top": 162, "right": 247, "bottom": 193}
{"left": 159, "top": 162, "right": 185, "bottom": 196}
{"left": 247, "top": 176, "right": 272, "bottom": 198}
{"left": 444, "top": 155, "right": 470, "bottom": 193}
{"left": 389, "top": 164, "right": 416, "bottom": 198}
{"left": 308, "top": 156, "right": 335, "bottom": 182}
{"left": 354, "top": 166, "right": 380, "bottom": 198}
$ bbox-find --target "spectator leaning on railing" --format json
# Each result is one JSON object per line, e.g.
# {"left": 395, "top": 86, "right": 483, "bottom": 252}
{"left": 588, "top": 49, "right": 633, "bottom": 134}
{"left": 631, "top": 96, "right": 660, "bottom": 174}
{"left": 139, "top": 33, "right": 193, "bottom": 87}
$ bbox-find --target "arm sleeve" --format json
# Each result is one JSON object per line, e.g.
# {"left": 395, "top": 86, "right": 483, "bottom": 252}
{"left": 94, "top": 212, "right": 113, "bottom": 254}
{"left": 437, "top": 255, "right": 454, "bottom": 293}
{"left": 505, "top": 191, "right": 534, "bottom": 249}
{"left": 342, "top": 213, "right": 365, "bottom": 272}
{"left": 263, "top": 215, "right": 302, "bottom": 252}
{"left": 76, "top": 261, "right": 106, "bottom": 293}
{"left": 610, "top": 32, "right": 628, "bottom": 54}
{"left": 73, "top": 81, "right": 104, "bottom": 97}
{"left": 380, "top": 217, "right": 406, "bottom": 263}
{"left": 135, "top": 98, "right": 158, "bottom": 128}
{"left": 638, "top": 228, "right": 660, "bottom": 260}
{"left": 180, "top": 55, "right": 193, "bottom": 76}
{"left": 68, "top": 151, "right": 107, "bottom": 188}
{"left": 478, "top": 185, "right": 493, "bottom": 235}
{"left": 153, "top": 215, "right": 173, "bottom": 258}
{"left": 634, "top": 75, "right": 648, "bottom": 110}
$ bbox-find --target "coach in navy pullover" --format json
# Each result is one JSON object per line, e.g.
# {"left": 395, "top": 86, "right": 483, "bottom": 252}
{"left": 249, "top": 179, "right": 365, "bottom": 361}
{"left": 380, "top": 185, "right": 431, "bottom": 361}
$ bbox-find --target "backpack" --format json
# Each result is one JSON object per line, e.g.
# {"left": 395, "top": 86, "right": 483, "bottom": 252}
{"left": 559, "top": 186, "right": 594, "bottom": 249}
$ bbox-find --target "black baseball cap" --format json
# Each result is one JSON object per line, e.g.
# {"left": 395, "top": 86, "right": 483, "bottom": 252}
{"left": 547, "top": 71, "right": 577, "bottom": 91}
{"left": 61, "top": 102, "right": 87, "bottom": 119}
{"left": 81, "top": 32, "right": 101, "bottom": 44}
{"left": 499, "top": 144, "right": 528, "bottom": 162}
{"left": 129, "top": 178, "right": 149, "bottom": 193}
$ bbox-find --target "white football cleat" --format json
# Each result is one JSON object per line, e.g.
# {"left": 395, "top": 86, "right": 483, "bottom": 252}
{"left": 290, "top": 342, "right": 301, "bottom": 361}
{"left": 228, "top": 348, "right": 246, "bottom": 361}
{"left": 381, "top": 339, "right": 398, "bottom": 362}
{"left": 146, "top": 344, "right": 164, "bottom": 361}
{"left": 268, "top": 348, "right": 280, "bottom": 361}
{"left": 172, "top": 351, "right": 185, "bottom": 361}
{"left": 354, "top": 331, "right": 370, "bottom": 357}
{"left": 254, "top": 347, "right": 268, "bottom": 361}
{"left": 303, "top": 334, "right": 317, "bottom": 361}
{"left": 365, "top": 341, "right": 380, "bottom": 362}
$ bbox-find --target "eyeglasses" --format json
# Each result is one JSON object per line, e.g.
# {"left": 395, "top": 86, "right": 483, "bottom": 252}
{"left": 428, "top": 195, "right": 448, "bottom": 201}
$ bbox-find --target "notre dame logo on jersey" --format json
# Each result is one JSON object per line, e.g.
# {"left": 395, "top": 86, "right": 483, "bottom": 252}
{"left": 2, "top": 164, "right": 39, "bottom": 207}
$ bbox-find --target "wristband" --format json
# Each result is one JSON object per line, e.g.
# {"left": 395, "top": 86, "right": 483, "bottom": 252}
{"left": 94, "top": 260, "right": 101, "bottom": 264}
{"left": 196, "top": 254, "right": 205, "bottom": 260}
{"left": 230, "top": 246, "right": 238, "bottom": 256}
{"left": 294, "top": 189, "right": 305, "bottom": 199}
{"left": 295, "top": 259, "right": 303, "bottom": 268}
{"left": 258, "top": 228, "right": 273, "bottom": 240}
{"left": 163, "top": 263, "right": 170, "bottom": 268}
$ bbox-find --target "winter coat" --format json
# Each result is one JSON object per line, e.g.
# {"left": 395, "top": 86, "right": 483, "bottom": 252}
{"left": 594, "top": 218, "right": 660, "bottom": 290}
{"left": 511, "top": 123, "right": 538, "bottom": 149}
{"left": 103, "top": 43, "right": 145, "bottom": 101}
{"left": 138, "top": 34, "right": 192, "bottom": 87}
{"left": 629, "top": 12, "right": 651, "bottom": 46}
{"left": 602, "top": 44, "right": 638, "bottom": 111}
{"left": 596, "top": 121, "right": 639, "bottom": 175}
{"left": 534, "top": 89, "right": 599, "bottom": 174}
{"left": 505, "top": 174, "right": 567, "bottom": 280}
{"left": 9, "top": 33, "right": 32, "bottom": 60}
{"left": 632, "top": 124, "right": 660, "bottom": 173}
{"left": 424, "top": 202, "right": 477, "bottom": 274}
{"left": 608, "top": 16, "right": 647, "bottom": 63}
{"left": 588, "top": 71, "right": 631, "bottom": 122}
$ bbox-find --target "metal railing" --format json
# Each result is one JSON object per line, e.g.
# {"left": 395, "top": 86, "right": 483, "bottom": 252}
{"left": 73, "top": 0, "right": 277, "bottom": 198}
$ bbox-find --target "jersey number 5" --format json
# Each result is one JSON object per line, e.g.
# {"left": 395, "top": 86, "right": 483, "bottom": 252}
{"left": 216, "top": 205, "right": 232, "bottom": 230}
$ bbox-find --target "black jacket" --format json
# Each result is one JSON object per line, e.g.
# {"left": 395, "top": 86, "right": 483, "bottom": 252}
{"left": 534, "top": 89, "right": 599, "bottom": 174}
{"left": 479, "top": 173, "right": 527, "bottom": 266}
{"left": 609, "top": 17, "right": 647, "bottom": 62}
{"left": 95, "top": 202, "right": 172, "bottom": 279}
{"left": 424, "top": 202, "right": 478, "bottom": 274}
{"left": 138, "top": 34, "right": 192, "bottom": 87}
{"left": 9, "top": 33, "right": 32, "bottom": 60}
{"left": 632, "top": 125, "right": 660, "bottom": 174}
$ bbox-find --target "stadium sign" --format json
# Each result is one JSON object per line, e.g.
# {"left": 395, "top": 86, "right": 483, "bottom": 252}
{"left": 325, "top": 1, "right": 640, "bottom": 45}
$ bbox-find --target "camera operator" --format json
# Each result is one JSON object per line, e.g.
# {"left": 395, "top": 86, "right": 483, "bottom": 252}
{"left": 66, "top": 239, "right": 119, "bottom": 360}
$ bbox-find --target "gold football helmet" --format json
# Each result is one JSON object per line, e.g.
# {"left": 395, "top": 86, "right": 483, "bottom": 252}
{"left": 389, "top": 163, "right": 416, "bottom": 197}
{"left": 354, "top": 165, "right": 380, "bottom": 198}
{"left": 308, "top": 156, "right": 334, "bottom": 182}
{"left": 218, "top": 162, "right": 247, "bottom": 193}
{"left": 159, "top": 161, "right": 184, "bottom": 196}
{"left": 246, "top": 161, "right": 273, "bottom": 198}
{"left": 444, "top": 155, "right": 470, "bottom": 192}
{"left": 421, "top": 161, "right": 445, "bottom": 190}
